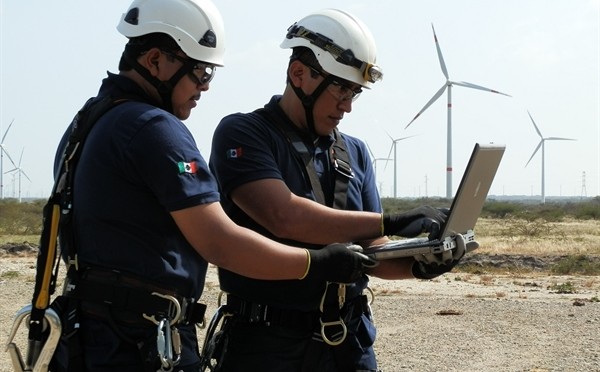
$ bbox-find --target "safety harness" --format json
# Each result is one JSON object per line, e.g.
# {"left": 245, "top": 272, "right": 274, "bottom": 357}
{"left": 256, "top": 107, "right": 364, "bottom": 371}
{"left": 8, "top": 94, "right": 206, "bottom": 372}
{"left": 199, "top": 105, "right": 369, "bottom": 371}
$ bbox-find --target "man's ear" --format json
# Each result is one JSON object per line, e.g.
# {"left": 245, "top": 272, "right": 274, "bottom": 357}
{"left": 139, "top": 48, "right": 162, "bottom": 76}
{"left": 288, "top": 60, "right": 306, "bottom": 88}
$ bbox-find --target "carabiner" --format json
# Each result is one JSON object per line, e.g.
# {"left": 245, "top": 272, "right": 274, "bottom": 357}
{"left": 157, "top": 318, "right": 174, "bottom": 372}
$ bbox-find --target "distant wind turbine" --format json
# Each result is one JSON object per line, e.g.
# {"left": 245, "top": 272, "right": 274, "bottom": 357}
{"left": 366, "top": 142, "right": 391, "bottom": 196}
{"left": 1, "top": 119, "right": 18, "bottom": 199}
{"left": 405, "top": 24, "right": 511, "bottom": 199}
{"left": 384, "top": 132, "right": 416, "bottom": 198}
{"left": 525, "top": 111, "right": 576, "bottom": 204}
{"left": 366, "top": 142, "right": 391, "bottom": 195}
{"left": 4, "top": 148, "right": 31, "bottom": 203}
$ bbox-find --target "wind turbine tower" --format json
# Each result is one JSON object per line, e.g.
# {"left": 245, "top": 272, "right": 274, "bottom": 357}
{"left": 5, "top": 148, "right": 31, "bottom": 203}
{"left": 385, "top": 133, "right": 415, "bottom": 198}
{"left": 366, "top": 142, "right": 391, "bottom": 192}
{"left": 1, "top": 119, "right": 18, "bottom": 199}
{"left": 525, "top": 111, "right": 576, "bottom": 204}
{"left": 405, "top": 24, "right": 511, "bottom": 199}
{"left": 581, "top": 171, "right": 587, "bottom": 199}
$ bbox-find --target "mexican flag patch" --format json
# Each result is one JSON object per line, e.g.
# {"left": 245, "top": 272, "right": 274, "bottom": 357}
{"left": 178, "top": 161, "right": 198, "bottom": 174}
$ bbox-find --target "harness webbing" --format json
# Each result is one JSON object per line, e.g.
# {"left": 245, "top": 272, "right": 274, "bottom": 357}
{"left": 27, "top": 95, "right": 130, "bottom": 370}
{"left": 255, "top": 106, "right": 357, "bottom": 370}
{"left": 254, "top": 106, "right": 353, "bottom": 209}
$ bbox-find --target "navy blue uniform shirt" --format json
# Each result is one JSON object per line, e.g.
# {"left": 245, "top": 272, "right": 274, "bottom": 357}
{"left": 55, "top": 73, "right": 220, "bottom": 299}
{"left": 210, "top": 95, "right": 382, "bottom": 311}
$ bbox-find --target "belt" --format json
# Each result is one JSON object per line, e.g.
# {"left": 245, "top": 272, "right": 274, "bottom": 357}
{"left": 226, "top": 295, "right": 319, "bottom": 330}
{"left": 226, "top": 294, "right": 369, "bottom": 330}
{"left": 66, "top": 267, "right": 206, "bottom": 326}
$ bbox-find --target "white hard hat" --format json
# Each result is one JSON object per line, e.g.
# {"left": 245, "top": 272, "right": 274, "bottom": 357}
{"left": 280, "top": 9, "right": 382, "bottom": 88}
{"left": 117, "top": 0, "right": 225, "bottom": 66}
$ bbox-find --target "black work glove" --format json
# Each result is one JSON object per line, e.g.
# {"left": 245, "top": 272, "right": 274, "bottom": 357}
{"left": 383, "top": 206, "right": 449, "bottom": 238}
{"left": 303, "top": 243, "right": 377, "bottom": 283}
{"left": 412, "top": 233, "right": 478, "bottom": 279}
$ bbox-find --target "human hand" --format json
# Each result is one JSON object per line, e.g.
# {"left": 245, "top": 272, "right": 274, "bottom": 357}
{"left": 382, "top": 206, "right": 449, "bottom": 238}
{"left": 303, "top": 243, "right": 378, "bottom": 283}
{"left": 411, "top": 233, "right": 478, "bottom": 279}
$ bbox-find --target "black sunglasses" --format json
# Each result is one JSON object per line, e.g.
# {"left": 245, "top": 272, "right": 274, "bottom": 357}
{"left": 162, "top": 50, "right": 216, "bottom": 86}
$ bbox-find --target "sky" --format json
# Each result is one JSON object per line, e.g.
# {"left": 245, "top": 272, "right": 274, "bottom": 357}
{"left": 1, "top": 0, "right": 599, "bottom": 200}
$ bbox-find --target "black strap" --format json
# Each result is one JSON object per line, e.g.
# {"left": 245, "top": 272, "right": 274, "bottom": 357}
{"left": 254, "top": 107, "right": 352, "bottom": 209}
{"left": 330, "top": 129, "right": 353, "bottom": 210}
{"left": 254, "top": 107, "right": 359, "bottom": 369}
{"left": 68, "top": 267, "right": 205, "bottom": 326}
{"left": 226, "top": 295, "right": 318, "bottom": 330}
{"left": 27, "top": 95, "right": 132, "bottom": 371}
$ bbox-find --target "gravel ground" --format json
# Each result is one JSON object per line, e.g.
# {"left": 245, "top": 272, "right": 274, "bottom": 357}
{"left": 1, "top": 253, "right": 599, "bottom": 372}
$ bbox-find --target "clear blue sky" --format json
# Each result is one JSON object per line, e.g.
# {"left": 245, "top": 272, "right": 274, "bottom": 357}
{"left": 1, "top": 0, "right": 598, "bottom": 199}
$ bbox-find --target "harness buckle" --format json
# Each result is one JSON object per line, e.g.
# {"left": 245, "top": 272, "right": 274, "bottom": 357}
{"left": 333, "top": 158, "right": 354, "bottom": 179}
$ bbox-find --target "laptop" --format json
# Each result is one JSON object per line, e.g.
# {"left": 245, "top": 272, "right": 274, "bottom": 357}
{"left": 364, "top": 143, "right": 505, "bottom": 260}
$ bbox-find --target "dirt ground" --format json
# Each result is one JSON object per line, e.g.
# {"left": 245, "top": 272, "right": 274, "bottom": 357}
{"left": 1, "top": 253, "right": 599, "bottom": 372}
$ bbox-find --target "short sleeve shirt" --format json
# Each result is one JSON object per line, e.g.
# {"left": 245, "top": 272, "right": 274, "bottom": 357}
{"left": 210, "top": 95, "right": 382, "bottom": 309}
{"left": 56, "top": 73, "right": 220, "bottom": 298}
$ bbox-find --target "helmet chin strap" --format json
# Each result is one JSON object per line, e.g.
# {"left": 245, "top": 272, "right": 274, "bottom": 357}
{"left": 290, "top": 74, "right": 334, "bottom": 138}
{"left": 124, "top": 53, "right": 190, "bottom": 114}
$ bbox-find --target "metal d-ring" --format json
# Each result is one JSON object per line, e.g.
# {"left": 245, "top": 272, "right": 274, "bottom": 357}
{"left": 142, "top": 292, "right": 182, "bottom": 325}
{"left": 320, "top": 318, "right": 347, "bottom": 346}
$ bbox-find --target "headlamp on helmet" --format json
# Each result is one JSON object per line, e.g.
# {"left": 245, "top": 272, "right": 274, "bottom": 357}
{"left": 286, "top": 23, "right": 383, "bottom": 84}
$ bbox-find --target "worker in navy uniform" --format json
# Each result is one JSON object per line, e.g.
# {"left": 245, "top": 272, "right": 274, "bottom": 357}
{"left": 51, "top": 2, "right": 370, "bottom": 371}
{"left": 209, "top": 9, "right": 474, "bottom": 371}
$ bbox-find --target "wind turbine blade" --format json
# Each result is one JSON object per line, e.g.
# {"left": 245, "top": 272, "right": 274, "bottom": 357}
{"left": 384, "top": 143, "right": 394, "bottom": 171}
{"left": 18, "top": 148, "right": 24, "bottom": 167}
{"left": 453, "top": 81, "right": 511, "bottom": 97}
{"left": 431, "top": 24, "right": 449, "bottom": 80}
{"left": 525, "top": 141, "right": 543, "bottom": 167}
{"left": 1, "top": 148, "right": 17, "bottom": 168}
{"left": 1, "top": 119, "right": 15, "bottom": 143}
{"left": 393, "top": 134, "right": 418, "bottom": 142}
{"left": 527, "top": 111, "right": 543, "bottom": 139}
{"left": 546, "top": 137, "right": 576, "bottom": 141}
{"left": 366, "top": 142, "right": 375, "bottom": 159}
{"left": 22, "top": 170, "right": 32, "bottom": 183}
{"left": 405, "top": 84, "right": 447, "bottom": 129}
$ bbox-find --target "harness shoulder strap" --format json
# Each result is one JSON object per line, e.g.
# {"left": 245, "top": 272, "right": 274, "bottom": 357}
{"left": 254, "top": 107, "right": 353, "bottom": 209}
{"left": 27, "top": 95, "right": 131, "bottom": 371}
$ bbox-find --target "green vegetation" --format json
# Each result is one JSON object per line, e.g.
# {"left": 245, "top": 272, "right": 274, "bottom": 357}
{"left": 1, "top": 197, "right": 599, "bottom": 276}
{"left": 0, "top": 270, "right": 20, "bottom": 279}
{"left": 0, "top": 199, "right": 45, "bottom": 235}
{"left": 551, "top": 255, "right": 600, "bottom": 275}
{"left": 381, "top": 196, "right": 600, "bottom": 221}
{"left": 547, "top": 281, "right": 577, "bottom": 294}
{"left": 2, "top": 196, "right": 597, "bottom": 237}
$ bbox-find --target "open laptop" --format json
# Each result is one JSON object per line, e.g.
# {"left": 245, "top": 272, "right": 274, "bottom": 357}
{"left": 364, "top": 143, "right": 505, "bottom": 260}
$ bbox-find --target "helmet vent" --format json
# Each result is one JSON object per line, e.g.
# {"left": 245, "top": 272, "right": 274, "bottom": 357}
{"left": 124, "top": 8, "right": 139, "bottom": 25}
{"left": 199, "top": 30, "right": 217, "bottom": 48}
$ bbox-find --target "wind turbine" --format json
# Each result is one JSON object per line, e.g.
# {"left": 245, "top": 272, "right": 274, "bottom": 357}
{"left": 366, "top": 142, "right": 391, "bottom": 195}
{"left": 4, "top": 148, "right": 31, "bottom": 203}
{"left": 384, "top": 133, "right": 416, "bottom": 198}
{"left": 405, "top": 24, "right": 511, "bottom": 199}
{"left": 1, "top": 119, "right": 18, "bottom": 199}
{"left": 525, "top": 111, "right": 576, "bottom": 204}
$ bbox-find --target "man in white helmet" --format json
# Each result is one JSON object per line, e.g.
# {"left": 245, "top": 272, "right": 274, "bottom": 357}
{"left": 49, "top": 2, "right": 370, "bottom": 371}
{"left": 209, "top": 8, "right": 472, "bottom": 371}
